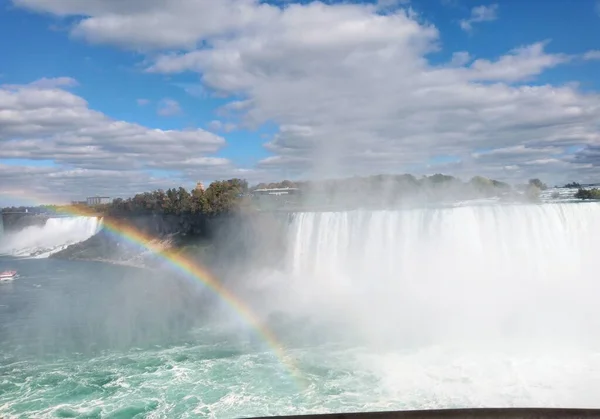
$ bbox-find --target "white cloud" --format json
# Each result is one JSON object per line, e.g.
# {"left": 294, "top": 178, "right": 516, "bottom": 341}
{"left": 0, "top": 163, "right": 192, "bottom": 206}
{"left": 465, "top": 42, "right": 571, "bottom": 82}
{"left": 207, "top": 120, "right": 223, "bottom": 132}
{"left": 29, "top": 77, "right": 79, "bottom": 89}
{"left": 583, "top": 50, "right": 600, "bottom": 61}
{"left": 376, "top": 0, "right": 410, "bottom": 9}
{"left": 450, "top": 51, "right": 472, "bottom": 67}
{"left": 460, "top": 4, "right": 499, "bottom": 32}
{"left": 0, "top": 79, "right": 236, "bottom": 201}
{"left": 156, "top": 98, "right": 182, "bottom": 116}
{"left": 137, "top": 98, "right": 150, "bottom": 106}
{"left": 7, "top": 0, "right": 600, "bottom": 188}
{"left": 140, "top": 5, "right": 598, "bottom": 184}
{"left": 172, "top": 83, "right": 206, "bottom": 98}
{"left": 12, "top": 0, "right": 279, "bottom": 50}
{"left": 1, "top": 77, "right": 79, "bottom": 91}
{"left": 207, "top": 120, "right": 237, "bottom": 133}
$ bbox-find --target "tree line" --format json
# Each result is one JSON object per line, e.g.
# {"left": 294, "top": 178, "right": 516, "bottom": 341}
{"left": 252, "top": 174, "right": 546, "bottom": 207}
{"left": 0, "top": 179, "right": 249, "bottom": 217}
{"left": 0, "top": 205, "right": 58, "bottom": 214}
{"left": 3, "top": 174, "right": 599, "bottom": 217}
{"left": 574, "top": 188, "right": 600, "bottom": 200}
{"left": 92, "top": 179, "right": 249, "bottom": 216}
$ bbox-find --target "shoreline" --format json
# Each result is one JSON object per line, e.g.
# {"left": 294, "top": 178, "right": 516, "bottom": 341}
{"left": 47, "top": 235, "right": 178, "bottom": 270}
{"left": 76, "top": 257, "right": 151, "bottom": 270}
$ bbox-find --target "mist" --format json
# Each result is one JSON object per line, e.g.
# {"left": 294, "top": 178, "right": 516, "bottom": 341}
{"left": 0, "top": 259, "right": 210, "bottom": 359}
{"left": 0, "top": 216, "right": 101, "bottom": 258}
{"left": 213, "top": 197, "right": 600, "bottom": 356}
{"left": 3, "top": 187, "right": 599, "bottom": 364}
{"left": 0, "top": 214, "right": 289, "bottom": 360}
{"left": 3, "top": 186, "right": 600, "bottom": 416}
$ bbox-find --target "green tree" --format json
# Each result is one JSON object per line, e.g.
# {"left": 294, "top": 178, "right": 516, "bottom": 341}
{"left": 575, "top": 188, "right": 600, "bottom": 200}
{"left": 564, "top": 182, "right": 581, "bottom": 188}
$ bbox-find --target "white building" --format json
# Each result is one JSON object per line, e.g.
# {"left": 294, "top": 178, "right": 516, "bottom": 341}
{"left": 86, "top": 196, "right": 111, "bottom": 206}
{"left": 251, "top": 187, "right": 300, "bottom": 209}
{"left": 252, "top": 187, "right": 299, "bottom": 196}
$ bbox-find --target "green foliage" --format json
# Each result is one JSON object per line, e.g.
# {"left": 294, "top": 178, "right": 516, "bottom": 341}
{"left": 575, "top": 188, "right": 600, "bottom": 200}
{"left": 491, "top": 179, "right": 510, "bottom": 189}
{"left": 249, "top": 173, "right": 523, "bottom": 210}
{"left": 4, "top": 174, "right": 555, "bottom": 216}
{"left": 252, "top": 180, "right": 297, "bottom": 190}
{"left": 1, "top": 205, "right": 57, "bottom": 214}
{"left": 203, "top": 179, "right": 248, "bottom": 215}
{"left": 528, "top": 178, "right": 548, "bottom": 190}
{"left": 564, "top": 182, "right": 582, "bottom": 188}
{"left": 423, "top": 173, "right": 457, "bottom": 185}
{"left": 252, "top": 174, "right": 555, "bottom": 209}
{"left": 102, "top": 178, "right": 249, "bottom": 216}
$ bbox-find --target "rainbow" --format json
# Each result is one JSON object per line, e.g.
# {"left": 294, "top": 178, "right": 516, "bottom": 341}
{"left": 2, "top": 197, "right": 305, "bottom": 387}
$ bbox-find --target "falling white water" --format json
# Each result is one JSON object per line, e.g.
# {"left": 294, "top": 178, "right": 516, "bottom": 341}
{"left": 0, "top": 216, "right": 102, "bottom": 258}
{"left": 277, "top": 202, "right": 600, "bottom": 349}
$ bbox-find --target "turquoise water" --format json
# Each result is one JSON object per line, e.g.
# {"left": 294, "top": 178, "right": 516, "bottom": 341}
{"left": 3, "top": 256, "right": 600, "bottom": 418}
{"left": 0, "top": 258, "right": 390, "bottom": 418}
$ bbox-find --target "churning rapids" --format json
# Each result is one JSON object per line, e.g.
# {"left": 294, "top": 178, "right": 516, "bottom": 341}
{"left": 2, "top": 202, "right": 600, "bottom": 418}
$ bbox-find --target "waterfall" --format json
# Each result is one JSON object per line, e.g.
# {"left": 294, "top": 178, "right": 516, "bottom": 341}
{"left": 0, "top": 216, "right": 103, "bottom": 258}
{"left": 280, "top": 202, "right": 600, "bottom": 347}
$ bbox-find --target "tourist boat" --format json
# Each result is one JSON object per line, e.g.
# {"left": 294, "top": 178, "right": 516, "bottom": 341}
{"left": 0, "top": 270, "right": 17, "bottom": 281}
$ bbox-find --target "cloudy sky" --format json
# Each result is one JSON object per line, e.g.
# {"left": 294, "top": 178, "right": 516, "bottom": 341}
{"left": 1, "top": 0, "right": 599, "bottom": 205}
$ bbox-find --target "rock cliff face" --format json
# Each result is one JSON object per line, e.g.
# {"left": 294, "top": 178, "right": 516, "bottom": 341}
{"left": 109, "top": 213, "right": 209, "bottom": 238}
{"left": 49, "top": 212, "right": 291, "bottom": 272}
{"left": 48, "top": 213, "right": 206, "bottom": 263}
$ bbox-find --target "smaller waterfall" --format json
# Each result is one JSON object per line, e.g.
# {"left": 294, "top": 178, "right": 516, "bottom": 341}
{"left": 0, "top": 216, "right": 102, "bottom": 258}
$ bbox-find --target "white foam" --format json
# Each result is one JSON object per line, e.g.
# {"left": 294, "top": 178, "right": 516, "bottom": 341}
{"left": 275, "top": 202, "right": 600, "bottom": 347}
{"left": 0, "top": 216, "right": 102, "bottom": 258}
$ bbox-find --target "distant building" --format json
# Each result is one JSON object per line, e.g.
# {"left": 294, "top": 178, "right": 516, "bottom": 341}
{"left": 252, "top": 187, "right": 300, "bottom": 196}
{"left": 195, "top": 182, "right": 205, "bottom": 192}
{"left": 251, "top": 187, "right": 301, "bottom": 209}
{"left": 86, "top": 196, "right": 111, "bottom": 206}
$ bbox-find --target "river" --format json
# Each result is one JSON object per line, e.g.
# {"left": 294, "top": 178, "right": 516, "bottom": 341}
{"left": 2, "top": 202, "right": 600, "bottom": 417}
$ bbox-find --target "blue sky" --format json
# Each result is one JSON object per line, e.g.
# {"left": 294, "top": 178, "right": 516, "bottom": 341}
{"left": 0, "top": 0, "right": 599, "bottom": 204}
{"left": 0, "top": 5, "right": 271, "bottom": 165}
{"left": 1, "top": 0, "right": 288, "bottom": 168}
